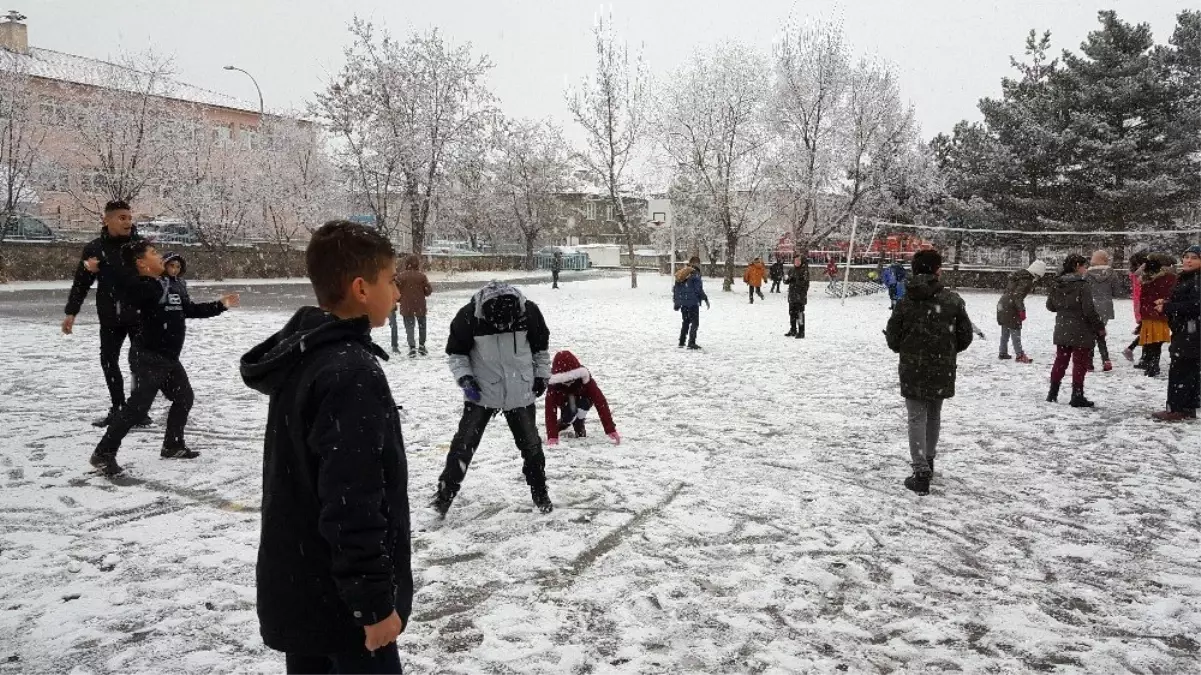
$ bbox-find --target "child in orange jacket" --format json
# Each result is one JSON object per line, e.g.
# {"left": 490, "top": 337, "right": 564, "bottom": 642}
{"left": 545, "top": 350, "right": 619, "bottom": 446}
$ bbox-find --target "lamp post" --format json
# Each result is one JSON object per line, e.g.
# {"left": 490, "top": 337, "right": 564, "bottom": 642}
{"left": 223, "top": 65, "right": 264, "bottom": 118}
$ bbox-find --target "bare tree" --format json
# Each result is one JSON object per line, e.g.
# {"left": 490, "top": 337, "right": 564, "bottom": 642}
{"left": 0, "top": 50, "right": 45, "bottom": 279}
{"left": 566, "top": 10, "right": 648, "bottom": 288}
{"left": 493, "top": 118, "right": 571, "bottom": 269}
{"left": 258, "top": 116, "right": 336, "bottom": 249}
{"left": 317, "top": 19, "right": 496, "bottom": 253}
{"left": 66, "top": 50, "right": 178, "bottom": 211}
{"left": 659, "top": 42, "right": 773, "bottom": 291}
{"left": 440, "top": 148, "right": 501, "bottom": 252}
{"left": 166, "top": 113, "right": 258, "bottom": 278}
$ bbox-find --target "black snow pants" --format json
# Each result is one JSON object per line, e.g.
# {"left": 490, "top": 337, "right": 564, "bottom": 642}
{"left": 95, "top": 347, "right": 193, "bottom": 458}
{"left": 99, "top": 324, "right": 132, "bottom": 410}
{"left": 439, "top": 403, "right": 546, "bottom": 495}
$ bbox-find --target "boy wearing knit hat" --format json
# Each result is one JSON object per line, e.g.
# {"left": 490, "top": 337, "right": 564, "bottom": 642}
{"left": 1152, "top": 245, "right": 1200, "bottom": 422}
{"left": 996, "top": 260, "right": 1045, "bottom": 363}
{"left": 545, "top": 350, "right": 619, "bottom": 445}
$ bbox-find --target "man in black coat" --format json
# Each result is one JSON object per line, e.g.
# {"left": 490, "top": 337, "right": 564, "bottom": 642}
{"left": 241, "top": 221, "right": 412, "bottom": 674}
{"left": 769, "top": 258, "right": 785, "bottom": 293}
{"left": 1153, "top": 245, "right": 1200, "bottom": 421}
{"left": 61, "top": 200, "right": 148, "bottom": 427}
{"left": 784, "top": 254, "right": 810, "bottom": 337}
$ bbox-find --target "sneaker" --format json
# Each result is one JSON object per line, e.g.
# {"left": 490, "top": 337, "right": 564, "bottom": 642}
{"left": 998, "top": 354, "right": 1013, "bottom": 360}
{"left": 785, "top": 331, "right": 797, "bottom": 337}
{"left": 687, "top": 344, "right": 702, "bottom": 350}
{"left": 797, "top": 327, "right": 805, "bottom": 339}
{"left": 1102, "top": 361, "right": 1113, "bottom": 372}
{"left": 161, "top": 446, "right": 200, "bottom": 459}
{"left": 418, "top": 345, "right": 428, "bottom": 356}
{"left": 431, "top": 484, "right": 455, "bottom": 516}
{"left": 904, "top": 470, "right": 931, "bottom": 496}
{"left": 1152, "top": 411, "right": 1196, "bottom": 422}
{"left": 1122, "top": 348, "right": 1134, "bottom": 362}
{"left": 408, "top": 347, "right": 417, "bottom": 359}
{"left": 89, "top": 452, "right": 123, "bottom": 476}
{"left": 1015, "top": 354, "right": 1033, "bottom": 364}
{"left": 135, "top": 415, "right": 153, "bottom": 428}
{"left": 531, "top": 485, "right": 554, "bottom": 514}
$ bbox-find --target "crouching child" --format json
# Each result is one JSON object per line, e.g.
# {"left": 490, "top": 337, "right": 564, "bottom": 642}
{"left": 87, "top": 241, "right": 238, "bottom": 476}
{"left": 239, "top": 220, "right": 412, "bottom": 674}
{"left": 884, "top": 249, "right": 974, "bottom": 496}
{"left": 545, "top": 350, "right": 619, "bottom": 446}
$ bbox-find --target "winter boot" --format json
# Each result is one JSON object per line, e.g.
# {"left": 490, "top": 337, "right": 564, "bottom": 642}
{"left": 431, "top": 482, "right": 456, "bottom": 516}
{"left": 927, "top": 456, "right": 935, "bottom": 476}
{"left": 408, "top": 347, "right": 417, "bottom": 359}
{"left": 904, "top": 469, "right": 932, "bottom": 496}
{"left": 418, "top": 344, "right": 428, "bottom": 357}
{"left": 134, "top": 412, "right": 153, "bottom": 428}
{"left": 687, "top": 343, "right": 702, "bottom": 351}
{"left": 531, "top": 485, "right": 554, "bottom": 514}
{"left": 161, "top": 445, "right": 200, "bottom": 459}
{"left": 1069, "top": 386, "right": 1095, "bottom": 408}
{"left": 998, "top": 353, "right": 1013, "bottom": 360}
{"left": 1102, "top": 360, "right": 1113, "bottom": 372}
{"left": 785, "top": 319, "right": 796, "bottom": 337}
{"left": 1015, "top": 354, "right": 1033, "bottom": 364}
{"left": 92, "top": 408, "right": 118, "bottom": 428}
{"left": 89, "top": 451, "right": 123, "bottom": 477}
{"left": 1152, "top": 410, "right": 1194, "bottom": 422}
{"left": 1047, "top": 381, "right": 1061, "bottom": 403}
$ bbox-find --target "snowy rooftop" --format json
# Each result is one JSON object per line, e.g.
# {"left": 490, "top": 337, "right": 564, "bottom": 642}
{"left": 2, "top": 46, "right": 258, "bottom": 114}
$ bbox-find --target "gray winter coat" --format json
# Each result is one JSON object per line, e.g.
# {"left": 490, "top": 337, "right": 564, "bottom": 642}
{"left": 446, "top": 284, "right": 551, "bottom": 411}
{"left": 1047, "top": 274, "right": 1104, "bottom": 349}
{"left": 1086, "top": 266, "right": 1125, "bottom": 323}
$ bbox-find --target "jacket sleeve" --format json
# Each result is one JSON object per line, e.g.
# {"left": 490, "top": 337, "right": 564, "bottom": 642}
{"left": 1081, "top": 285, "right": 1104, "bottom": 333}
{"left": 585, "top": 379, "right": 617, "bottom": 435}
{"left": 525, "top": 302, "right": 551, "bottom": 379}
{"left": 310, "top": 366, "right": 399, "bottom": 627}
{"left": 1046, "top": 290, "right": 1058, "bottom": 313}
{"left": 1164, "top": 281, "right": 1200, "bottom": 321}
{"left": 696, "top": 277, "right": 709, "bottom": 304}
{"left": 545, "top": 388, "right": 562, "bottom": 440}
{"left": 954, "top": 300, "right": 975, "bottom": 353}
{"left": 422, "top": 273, "right": 432, "bottom": 298}
{"left": 446, "top": 305, "right": 476, "bottom": 382}
{"left": 99, "top": 260, "right": 157, "bottom": 309}
{"left": 885, "top": 305, "right": 904, "bottom": 352}
{"left": 63, "top": 241, "right": 100, "bottom": 316}
{"left": 182, "top": 299, "right": 228, "bottom": 319}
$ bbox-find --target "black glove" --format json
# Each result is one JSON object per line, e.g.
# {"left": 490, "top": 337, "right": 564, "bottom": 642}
{"left": 458, "top": 375, "right": 482, "bottom": 402}
{"left": 533, "top": 377, "right": 548, "bottom": 398}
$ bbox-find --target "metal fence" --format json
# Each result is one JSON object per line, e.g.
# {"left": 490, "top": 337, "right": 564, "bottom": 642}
{"left": 534, "top": 252, "right": 590, "bottom": 271}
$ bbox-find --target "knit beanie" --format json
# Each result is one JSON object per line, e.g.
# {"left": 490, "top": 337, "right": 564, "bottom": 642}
{"left": 1026, "top": 260, "right": 1047, "bottom": 277}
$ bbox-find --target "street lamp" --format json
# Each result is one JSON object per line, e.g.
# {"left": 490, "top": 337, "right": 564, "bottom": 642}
{"left": 223, "top": 65, "right": 264, "bottom": 118}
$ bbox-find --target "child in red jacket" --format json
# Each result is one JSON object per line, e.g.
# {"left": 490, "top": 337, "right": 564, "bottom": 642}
{"left": 545, "top": 350, "right": 619, "bottom": 446}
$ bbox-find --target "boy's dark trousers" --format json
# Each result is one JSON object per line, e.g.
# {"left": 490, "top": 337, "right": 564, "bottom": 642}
{"left": 552, "top": 270, "right": 560, "bottom": 289}
{"left": 1168, "top": 357, "right": 1200, "bottom": 414}
{"left": 285, "top": 643, "right": 402, "bottom": 674}
{"left": 439, "top": 403, "right": 546, "bottom": 495}
{"left": 679, "top": 306, "right": 699, "bottom": 346}
{"left": 558, "top": 396, "right": 593, "bottom": 437}
{"left": 99, "top": 324, "right": 131, "bottom": 410}
{"left": 770, "top": 279, "right": 781, "bottom": 293}
{"left": 789, "top": 302, "right": 806, "bottom": 336}
{"left": 94, "top": 347, "right": 193, "bottom": 458}
{"left": 749, "top": 286, "right": 764, "bottom": 303}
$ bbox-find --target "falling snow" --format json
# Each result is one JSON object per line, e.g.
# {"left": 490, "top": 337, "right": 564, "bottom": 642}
{"left": 1, "top": 276, "right": 1199, "bottom": 673}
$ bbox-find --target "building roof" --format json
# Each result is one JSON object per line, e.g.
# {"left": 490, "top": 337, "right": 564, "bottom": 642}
{"left": 2, "top": 46, "right": 258, "bottom": 114}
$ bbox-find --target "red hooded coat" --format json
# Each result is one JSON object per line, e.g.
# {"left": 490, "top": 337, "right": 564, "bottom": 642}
{"left": 544, "top": 350, "right": 616, "bottom": 441}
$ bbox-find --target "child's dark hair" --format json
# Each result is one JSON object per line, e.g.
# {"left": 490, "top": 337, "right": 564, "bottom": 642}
{"left": 121, "top": 239, "right": 155, "bottom": 268}
{"left": 911, "top": 249, "right": 942, "bottom": 275}
{"left": 306, "top": 220, "right": 396, "bottom": 307}
{"left": 105, "top": 200, "right": 131, "bottom": 213}
{"left": 1062, "top": 254, "right": 1088, "bottom": 275}
{"left": 1129, "top": 250, "right": 1148, "bottom": 272}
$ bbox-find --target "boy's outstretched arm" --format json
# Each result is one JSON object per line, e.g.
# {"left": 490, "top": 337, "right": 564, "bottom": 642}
{"left": 182, "top": 293, "right": 238, "bottom": 319}
{"left": 312, "top": 367, "right": 409, "bottom": 635}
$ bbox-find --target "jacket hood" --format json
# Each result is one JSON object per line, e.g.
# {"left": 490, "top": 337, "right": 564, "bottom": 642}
{"left": 162, "top": 252, "right": 187, "bottom": 276}
{"left": 675, "top": 265, "right": 699, "bottom": 283}
{"left": 905, "top": 274, "right": 943, "bottom": 300}
{"left": 472, "top": 282, "right": 527, "bottom": 320}
{"left": 550, "top": 350, "right": 590, "bottom": 385}
{"left": 403, "top": 254, "right": 422, "bottom": 271}
{"left": 240, "top": 307, "right": 384, "bottom": 396}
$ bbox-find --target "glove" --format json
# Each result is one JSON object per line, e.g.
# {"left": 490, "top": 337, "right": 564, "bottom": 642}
{"left": 533, "top": 377, "right": 547, "bottom": 398}
{"left": 608, "top": 432, "right": 621, "bottom": 445}
{"left": 1019, "top": 311, "right": 1026, "bottom": 322}
{"left": 674, "top": 304, "right": 680, "bottom": 312}
{"left": 458, "top": 375, "right": 481, "bottom": 403}
{"left": 704, "top": 299, "right": 711, "bottom": 310}
{"left": 546, "top": 437, "right": 559, "bottom": 447}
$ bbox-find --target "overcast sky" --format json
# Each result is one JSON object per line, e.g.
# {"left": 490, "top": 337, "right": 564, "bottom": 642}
{"left": 24, "top": 0, "right": 1188, "bottom": 140}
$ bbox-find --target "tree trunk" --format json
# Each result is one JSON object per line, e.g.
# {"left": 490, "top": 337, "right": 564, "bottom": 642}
{"left": 408, "top": 182, "right": 424, "bottom": 254}
{"left": 950, "top": 235, "right": 964, "bottom": 290}
{"left": 723, "top": 230, "right": 738, "bottom": 292}
{"left": 625, "top": 227, "right": 638, "bottom": 289}
{"left": 525, "top": 236, "right": 536, "bottom": 272}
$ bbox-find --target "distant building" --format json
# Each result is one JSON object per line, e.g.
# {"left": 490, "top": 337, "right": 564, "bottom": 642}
{"left": 0, "top": 12, "right": 264, "bottom": 239}
{"left": 553, "top": 170, "right": 649, "bottom": 246}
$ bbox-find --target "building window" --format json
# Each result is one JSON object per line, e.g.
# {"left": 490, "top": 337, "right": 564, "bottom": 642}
{"left": 45, "top": 169, "right": 70, "bottom": 192}
{"left": 584, "top": 201, "right": 597, "bottom": 221}
{"left": 605, "top": 204, "right": 614, "bottom": 221}
{"left": 212, "top": 124, "right": 232, "bottom": 147}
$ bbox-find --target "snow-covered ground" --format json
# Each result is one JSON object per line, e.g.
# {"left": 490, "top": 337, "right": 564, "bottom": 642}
{"left": 1, "top": 276, "right": 1199, "bottom": 674}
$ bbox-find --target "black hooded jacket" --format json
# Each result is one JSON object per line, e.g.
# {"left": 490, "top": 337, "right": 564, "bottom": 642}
{"left": 240, "top": 307, "right": 413, "bottom": 654}
{"left": 98, "top": 261, "right": 226, "bottom": 361}
{"left": 63, "top": 226, "right": 144, "bottom": 326}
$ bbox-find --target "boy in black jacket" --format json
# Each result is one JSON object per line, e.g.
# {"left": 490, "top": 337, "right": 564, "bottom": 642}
{"left": 88, "top": 241, "right": 238, "bottom": 476}
{"left": 240, "top": 220, "right": 411, "bottom": 674}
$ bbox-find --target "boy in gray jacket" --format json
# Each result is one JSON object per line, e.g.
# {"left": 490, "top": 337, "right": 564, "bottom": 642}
{"left": 1087, "top": 250, "right": 1125, "bottom": 372}
{"left": 436, "top": 282, "right": 553, "bottom": 515}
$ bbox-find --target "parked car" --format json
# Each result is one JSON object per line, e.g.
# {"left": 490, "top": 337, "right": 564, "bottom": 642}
{"left": 1, "top": 213, "right": 61, "bottom": 243}
{"left": 146, "top": 221, "right": 203, "bottom": 247}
